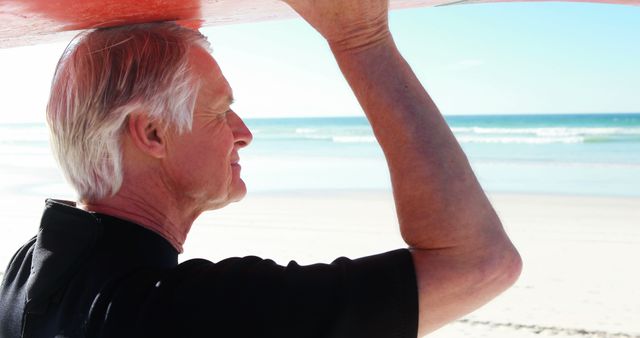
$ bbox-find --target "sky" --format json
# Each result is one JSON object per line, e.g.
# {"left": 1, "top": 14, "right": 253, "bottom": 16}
{"left": 0, "top": 2, "right": 638, "bottom": 123}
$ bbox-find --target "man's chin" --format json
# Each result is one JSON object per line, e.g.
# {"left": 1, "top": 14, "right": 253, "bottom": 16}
{"left": 228, "top": 180, "right": 248, "bottom": 203}
{"left": 236, "top": 185, "right": 248, "bottom": 201}
{"left": 200, "top": 186, "right": 246, "bottom": 212}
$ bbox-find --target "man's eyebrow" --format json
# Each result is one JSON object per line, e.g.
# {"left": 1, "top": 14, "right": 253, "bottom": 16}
{"left": 228, "top": 96, "right": 235, "bottom": 105}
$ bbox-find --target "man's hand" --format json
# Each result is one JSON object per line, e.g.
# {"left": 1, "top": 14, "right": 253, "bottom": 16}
{"left": 282, "top": 0, "right": 391, "bottom": 52}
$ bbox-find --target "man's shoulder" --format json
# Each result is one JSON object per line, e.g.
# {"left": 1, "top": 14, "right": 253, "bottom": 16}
{"left": 0, "top": 235, "right": 37, "bottom": 337}
{"left": 122, "top": 250, "right": 418, "bottom": 338}
{"left": 1, "top": 235, "right": 37, "bottom": 281}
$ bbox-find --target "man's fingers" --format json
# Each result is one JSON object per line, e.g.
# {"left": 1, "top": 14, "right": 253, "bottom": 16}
{"left": 279, "top": 0, "right": 391, "bottom": 52}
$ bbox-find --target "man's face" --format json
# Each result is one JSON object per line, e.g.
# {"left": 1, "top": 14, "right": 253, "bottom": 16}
{"left": 163, "top": 46, "right": 252, "bottom": 212}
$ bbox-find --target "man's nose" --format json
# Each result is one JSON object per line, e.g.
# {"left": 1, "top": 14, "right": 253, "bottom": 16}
{"left": 228, "top": 111, "right": 253, "bottom": 148}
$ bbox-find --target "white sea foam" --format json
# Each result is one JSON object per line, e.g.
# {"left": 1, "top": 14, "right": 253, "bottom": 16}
{"left": 295, "top": 128, "right": 317, "bottom": 134}
{"left": 448, "top": 126, "right": 640, "bottom": 144}
{"left": 303, "top": 135, "right": 333, "bottom": 141}
{"left": 301, "top": 129, "right": 636, "bottom": 144}
{"left": 456, "top": 135, "right": 585, "bottom": 144}
{"left": 451, "top": 127, "right": 640, "bottom": 137}
{"left": 475, "top": 159, "right": 640, "bottom": 169}
{"left": 332, "top": 136, "right": 377, "bottom": 143}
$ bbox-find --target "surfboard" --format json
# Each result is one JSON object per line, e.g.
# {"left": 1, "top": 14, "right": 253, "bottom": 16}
{"left": 1, "top": 0, "right": 638, "bottom": 49}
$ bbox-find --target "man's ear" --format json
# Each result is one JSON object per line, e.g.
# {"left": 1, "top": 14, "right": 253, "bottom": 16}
{"left": 126, "top": 114, "right": 167, "bottom": 159}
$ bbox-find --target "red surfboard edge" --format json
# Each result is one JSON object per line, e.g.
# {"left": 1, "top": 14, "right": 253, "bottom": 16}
{"left": 1, "top": 0, "right": 638, "bottom": 49}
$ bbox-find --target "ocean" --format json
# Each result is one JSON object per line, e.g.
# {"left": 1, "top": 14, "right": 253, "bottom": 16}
{"left": 1, "top": 113, "right": 639, "bottom": 198}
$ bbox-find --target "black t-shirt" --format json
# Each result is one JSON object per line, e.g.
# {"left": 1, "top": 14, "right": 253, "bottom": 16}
{"left": 0, "top": 199, "right": 418, "bottom": 338}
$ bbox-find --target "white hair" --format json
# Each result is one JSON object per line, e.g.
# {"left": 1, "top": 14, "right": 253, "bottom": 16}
{"left": 47, "top": 22, "right": 211, "bottom": 202}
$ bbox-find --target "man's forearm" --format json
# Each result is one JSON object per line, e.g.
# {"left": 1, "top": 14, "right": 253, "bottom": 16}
{"left": 282, "top": 1, "right": 521, "bottom": 333}
{"left": 330, "top": 37, "right": 506, "bottom": 251}
{"left": 332, "top": 37, "right": 522, "bottom": 335}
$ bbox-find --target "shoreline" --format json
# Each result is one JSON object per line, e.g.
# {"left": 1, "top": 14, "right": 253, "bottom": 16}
{"left": 247, "top": 187, "right": 640, "bottom": 198}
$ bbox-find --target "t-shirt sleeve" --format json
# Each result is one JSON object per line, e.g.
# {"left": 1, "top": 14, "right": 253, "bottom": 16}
{"left": 135, "top": 249, "right": 418, "bottom": 338}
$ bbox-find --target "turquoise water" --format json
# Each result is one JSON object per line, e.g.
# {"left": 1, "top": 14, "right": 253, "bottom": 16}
{"left": 1, "top": 113, "right": 639, "bottom": 197}
{"left": 241, "top": 113, "right": 640, "bottom": 196}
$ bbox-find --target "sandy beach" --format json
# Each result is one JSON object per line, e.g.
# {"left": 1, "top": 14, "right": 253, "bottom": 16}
{"left": 2, "top": 190, "right": 639, "bottom": 337}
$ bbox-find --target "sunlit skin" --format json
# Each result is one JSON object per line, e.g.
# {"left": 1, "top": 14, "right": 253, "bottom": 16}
{"left": 83, "top": 46, "right": 252, "bottom": 252}
{"left": 163, "top": 46, "right": 253, "bottom": 213}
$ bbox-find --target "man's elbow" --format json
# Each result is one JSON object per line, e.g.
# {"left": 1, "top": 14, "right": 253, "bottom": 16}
{"left": 485, "top": 244, "right": 523, "bottom": 294}
{"left": 412, "top": 242, "right": 522, "bottom": 337}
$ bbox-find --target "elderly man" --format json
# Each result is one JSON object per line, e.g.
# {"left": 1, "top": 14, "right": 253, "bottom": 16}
{"left": 0, "top": 1, "right": 521, "bottom": 337}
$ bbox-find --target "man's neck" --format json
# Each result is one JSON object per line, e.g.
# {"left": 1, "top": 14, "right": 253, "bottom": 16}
{"left": 81, "top": 191, "right": 200, "bottom": 253}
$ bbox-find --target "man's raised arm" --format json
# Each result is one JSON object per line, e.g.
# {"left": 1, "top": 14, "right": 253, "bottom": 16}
{"left": 282, "top": 1, "right": 522, "bottom": 336}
